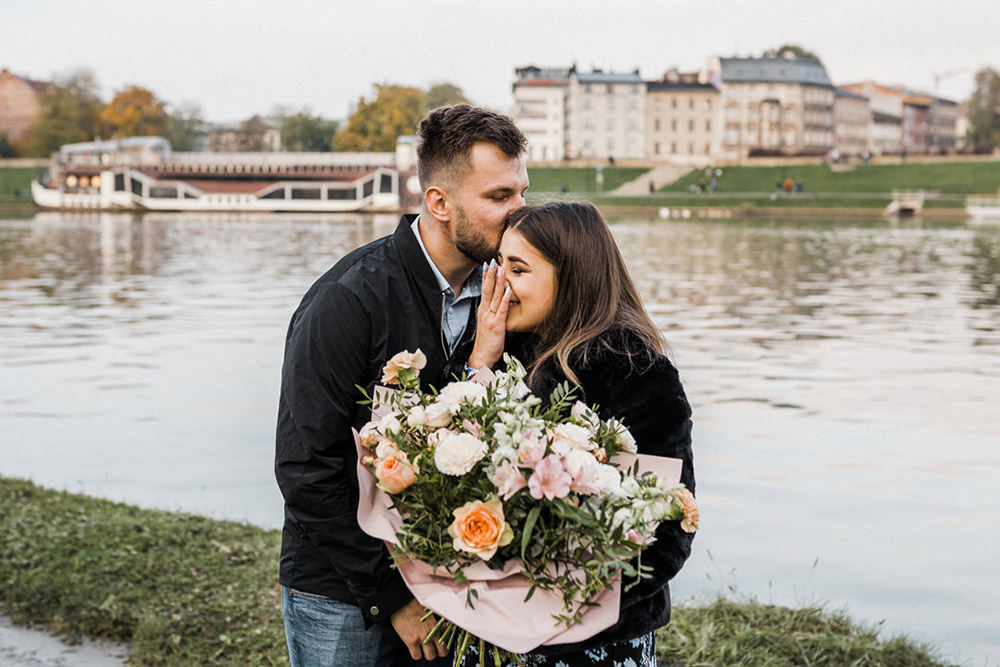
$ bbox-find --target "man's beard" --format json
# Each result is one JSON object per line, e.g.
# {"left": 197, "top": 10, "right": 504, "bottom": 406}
{"left": 452, "top": 203, "right": 499, "bottom": 264}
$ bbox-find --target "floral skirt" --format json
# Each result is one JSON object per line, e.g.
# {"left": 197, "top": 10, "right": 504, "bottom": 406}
{"left": 455, "top": 632, "right": 656, "bottom": 667}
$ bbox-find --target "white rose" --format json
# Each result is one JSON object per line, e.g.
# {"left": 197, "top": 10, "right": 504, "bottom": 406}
{"left": 593, "top": 464, "right": 623, "bottom": 498}
{"left": 550, "top": 423, "right": 595, "bottom": 455}
{"left": 424, "top": 401, "right": 452, "bottom": 428}
{"left": 377, "top": 413, "right": 401, "bottom": 436}
{"left": 613, "top": 421, "right": 638, "bottom": 453}
{"left": 563, "top": 448, "right": 598, "bottom": 479}
{"left": 434, "top": 432, "right": 487, "bottom": 475}
{"left": 406, "top": 405, "right": 427, "bottom": 428}
{"left": 571, "top": 401, "right": 598, "bottom": 428}
{"left": 375, "top": 439, "right": 402, "bottom": 460}
{"left": 437, "top": 381, "right": 488, "bottom": 413}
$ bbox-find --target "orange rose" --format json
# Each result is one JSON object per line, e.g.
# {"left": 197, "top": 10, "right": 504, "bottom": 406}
{"left": 448, "top": 500, "right": 514, "bottom": 560}
{"left": 376, "top": 456, "right": 417, "bottom": 494}
{"left": 381, "top": 350, "right": 427, "bottom": 385}
{"left": 671, "top": 488, "right": 700, "bottom": 533}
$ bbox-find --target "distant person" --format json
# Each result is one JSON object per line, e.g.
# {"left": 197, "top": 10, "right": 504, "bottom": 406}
{"left": 275, "top": 104, "right": 529, "bottom": 667}
{"left": 784, "top": 178, "right": 793, "bottom": 192}
{"left": 795, "top": 177, "right": 803, "bottom": 193}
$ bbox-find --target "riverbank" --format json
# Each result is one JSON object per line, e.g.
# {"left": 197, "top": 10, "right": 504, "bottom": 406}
{"left": 0, "top": 477, "right": 959, "bottom": 666}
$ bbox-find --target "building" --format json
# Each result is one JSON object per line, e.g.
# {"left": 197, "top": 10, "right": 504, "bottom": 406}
{"left": 512, "top": 66, "right": 571, "bottom": 163}
{"left": 646, "top": 74, "right": 720, "bottom": 164}
{"left": 833, "top": 87, "right": 871, "bottom": 158}
{"left": 870, "top": 111, "right": 903, "bottom": 155}
{"left": 206, "top": 115, "right": 281, "bottom": 152}
{"left": 840, "top": 81, "right": 958, "bottom": 154}
{"left": 706, "top": 55, "right": 835, "bottom": 159}
{"left": 566, "top": 69, "right": 646, "bottom": 161}
{"left": 0, "top": 68, "right": 47, "bottom": 147}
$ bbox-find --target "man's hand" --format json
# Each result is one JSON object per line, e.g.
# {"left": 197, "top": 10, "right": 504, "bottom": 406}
{"left": 390, "top": 598, "right": 448, "bottom": 661}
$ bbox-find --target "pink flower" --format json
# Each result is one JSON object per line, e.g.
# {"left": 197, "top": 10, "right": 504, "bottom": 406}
{"left": 528, "top": 455, "right": 572, "bottom": 500}
{"left": 491, "top": 461, "right": 528, "bottom": 500}
{"left": 518, "top": 440, "right": 547, "bottom": 468}
{"left": 381, "top": 350, "right": 427, "bottom": 385}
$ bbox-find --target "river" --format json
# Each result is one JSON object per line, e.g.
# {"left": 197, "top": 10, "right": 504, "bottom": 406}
{"left": 1, "top": 210, "right": 997, "bottom": 665}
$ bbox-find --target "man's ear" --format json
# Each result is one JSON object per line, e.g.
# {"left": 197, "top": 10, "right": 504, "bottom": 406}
{"left": 424, "top": 186, "right": 450, "bottom": 222}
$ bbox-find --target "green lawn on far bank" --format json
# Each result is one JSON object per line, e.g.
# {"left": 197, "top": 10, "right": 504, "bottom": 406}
{"left": 527, "top": 166, "right": 649, "bottom": 193}
{"left": 0, "top": 166, "right": 34, "bottom": 202}
{"left": 0, "top": 477, "right": 957, "bottom": 666}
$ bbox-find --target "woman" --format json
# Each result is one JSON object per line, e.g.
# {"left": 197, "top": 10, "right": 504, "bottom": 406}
{"left": 462, "top": 201, "right": 695, "bottom": 666}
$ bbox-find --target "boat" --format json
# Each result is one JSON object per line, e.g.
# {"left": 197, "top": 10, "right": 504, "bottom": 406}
{"left": 30, "top": 136, "right": 420, "bottom": 212}
{"left": 966, "top": 192, "right": 1000, "bottom": 221}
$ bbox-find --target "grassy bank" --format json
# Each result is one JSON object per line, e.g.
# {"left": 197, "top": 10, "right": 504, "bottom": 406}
{"left": 0, "top": 166, "right": 34, "bottom": 202}
{"left": 0, "top": 477, "right": 957, "bottom": 666}
{"left": 527, "top": 166, "right": 649, "bottom": 193}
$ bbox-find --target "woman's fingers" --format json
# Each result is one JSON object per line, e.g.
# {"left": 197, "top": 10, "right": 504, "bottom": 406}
{"left": 488, "top": 265, "right": 505, "bottom": 314}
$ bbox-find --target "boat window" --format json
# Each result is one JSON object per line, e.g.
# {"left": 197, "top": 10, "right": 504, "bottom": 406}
{"left": 362, "top": 180, "right": 374, "bottom": 198}
{"left": 327, "top": 188, "right": 355, "bottom": 200}
{"left": 380, "top": 174, "right": 393, "bottom": 193}
{"left": 261, "top": 188, "right": 285, "bottom": 199}
{"left": 115, "top": 174, "right": 125, "bottom": 191}
{"left": 184, "top": 191, "right": 198, "bottom": 199}
{"left": 150, "top": 186, "right": 177, "bottom": 198}
{"left": 130, "top": 179, "right": 143, "bottom": 196}
{"left": 291, "top": 188, "right": 321, "bottom": 200}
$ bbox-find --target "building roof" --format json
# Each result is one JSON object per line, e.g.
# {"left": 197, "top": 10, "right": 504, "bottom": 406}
{"left": 647, "top": 81, "right": 719, "bottom": 92}
{"left": 575, "top": 70, "right": 643, "bottom": 84}
{"left": 515, "top": 66, "right": 571, "bottom": 81}
{"left": 720, "top": 57, "right": 834, "bottom": 88}
{"left": 835, "top": 87, "right": 868, "bottom": 100}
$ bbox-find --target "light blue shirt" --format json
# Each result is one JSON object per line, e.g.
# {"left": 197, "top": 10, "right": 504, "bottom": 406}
{"left": 411, "top": 217, "right": 483, "bottom": 354}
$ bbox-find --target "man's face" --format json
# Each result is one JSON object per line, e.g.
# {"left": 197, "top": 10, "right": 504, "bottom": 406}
{"left": 447, "top": 143, "right": 529, "bottom": 263}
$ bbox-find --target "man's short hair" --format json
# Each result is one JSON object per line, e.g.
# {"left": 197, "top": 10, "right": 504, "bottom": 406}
{"left": 416, "top": 105, "right": 527, "bottom": 191}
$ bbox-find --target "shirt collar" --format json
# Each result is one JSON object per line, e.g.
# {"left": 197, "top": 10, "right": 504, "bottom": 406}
{"left": 411, "top": 216, "right": 482, "bottom": 299}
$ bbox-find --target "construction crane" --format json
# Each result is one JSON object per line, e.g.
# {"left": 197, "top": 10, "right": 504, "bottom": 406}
{"left": 933, "top": 67, "right": 968, "bottom": 95}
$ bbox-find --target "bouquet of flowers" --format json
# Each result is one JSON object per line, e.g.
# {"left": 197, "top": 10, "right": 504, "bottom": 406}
{"left": 355, "top": 349, "right": 698, "bottom": 663}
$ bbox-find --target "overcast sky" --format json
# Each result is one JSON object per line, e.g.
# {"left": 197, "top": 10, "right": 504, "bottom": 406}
{"left": 3, "top": 0, "right": 998, "bottom": 123}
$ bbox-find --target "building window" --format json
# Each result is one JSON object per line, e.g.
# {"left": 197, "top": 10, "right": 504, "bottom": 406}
{"left": 607, "top": 84, "right": 614, "bottom": 94}
{"left": 704, "top": 100, "right": 712, "bottom": 111}
{"left": 671, "top": 99, "right": 677, "bottom": 109}
{"left": 689, "top": 120, "right": 695, "bottom": 131}
{"left": 655, "top": 142, "right": 661, "bottom": 155}
{"left": 671, "top": 142, "right": 677, "bottom": 153}
{"left": 671, "top": 119, "right": 677, "bottom": 131}
{"left": 654, "top": 119, "right": 661, "bottom": 131}
{"left": 706, "top": 120, "right": 712, "bottom": 131}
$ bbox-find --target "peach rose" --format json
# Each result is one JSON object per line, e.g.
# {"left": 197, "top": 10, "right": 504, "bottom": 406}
{"left": 381, "top": 349, "right": 427, "bottom": 385}
{"left": 671, "top": 488, "right": 700, "bottom": 533}
{"left": 376, "top": 456, "right": 417, "bottom": 494}
{"left": 448, "top": 499, "right": 514, "bottom": 560}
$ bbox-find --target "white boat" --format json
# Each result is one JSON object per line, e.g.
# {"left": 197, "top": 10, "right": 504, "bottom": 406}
{"left": 31, "top": 137, "right": 419, "bottom": 212}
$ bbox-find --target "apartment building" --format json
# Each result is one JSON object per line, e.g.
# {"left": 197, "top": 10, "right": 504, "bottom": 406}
{"left": 512, "top": 66, "right": 570, "bottom": 162}
{"left": 566, "top": 69, "right": 646, "bottom": 160}
{"left": 840, "top": 81, "right": 958, "bottom": 154}
{"left": 0, "top": 69, "right": 47, "bottom": 147}
{"left": 706, "top": 55, "right": 835, "bottom": 159}
{"left": 833, "top": 88, "right": 871, "bottom": 158}
{"left": 646, "top": 77, "right": 720, "bottom": 164}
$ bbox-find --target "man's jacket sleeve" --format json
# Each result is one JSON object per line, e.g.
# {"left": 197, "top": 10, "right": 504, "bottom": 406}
{"left": 275, "top": 280, "right": 412, "bottom": 625}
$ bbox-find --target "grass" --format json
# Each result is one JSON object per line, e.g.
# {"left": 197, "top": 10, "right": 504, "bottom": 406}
{"left": 0, "top": 166, "right": 34, "bottom": 202}
{"left": 0, "top": 476, "right": 959, "bottom": 666}
{"left": 527, "top": 166, "right": 650, "bottom": 193}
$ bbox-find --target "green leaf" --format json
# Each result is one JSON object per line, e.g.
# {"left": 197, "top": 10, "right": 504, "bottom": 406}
{"left": 521, "top": 505, "right": 541, "bottom": 560}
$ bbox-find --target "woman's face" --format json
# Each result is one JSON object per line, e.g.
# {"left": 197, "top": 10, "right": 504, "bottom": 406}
{"left": 498, "top": 229, "right": 557, "bottom": 333}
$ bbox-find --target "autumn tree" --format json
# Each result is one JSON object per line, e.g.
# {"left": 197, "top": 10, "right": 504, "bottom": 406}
{"left": 423, "top": 82, "right": 471, "bottom": 113}
{"left": 967, "top": 66, "right": 1000, "bottom": 151}
{"left": 99, "top": 85, "right": 168, "bottom": 138}
{"left": 334, "top": 84, "right": 423, "bottom": 152}
{"left": 279, "top": 108, "right": 338, "bottom": 151}
{"left": 165, "top": 102, "right": 205, "bottom": 151}
{"left": 768, "top": 44, "right": 823, "bottom": 64}
{"left": 21, "top": 69, "right": 103, "bottom": 156}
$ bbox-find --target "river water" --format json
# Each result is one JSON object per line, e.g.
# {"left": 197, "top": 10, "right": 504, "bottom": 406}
{"left": 1, "top": 211, "right": 997, "bottom": 665}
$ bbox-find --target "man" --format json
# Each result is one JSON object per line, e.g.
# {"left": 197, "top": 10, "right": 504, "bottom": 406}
{"left": 275, "top": 105, "right": 529, "bottom": 667}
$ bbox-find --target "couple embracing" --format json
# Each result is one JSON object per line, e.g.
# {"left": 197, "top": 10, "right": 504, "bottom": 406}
{"left": 275, "top": 105, "right": 695, "bottom": 667}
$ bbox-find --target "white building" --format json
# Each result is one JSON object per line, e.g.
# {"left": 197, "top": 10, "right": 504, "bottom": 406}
{"left": 512, "top": 66, "right": 570, "bottom": 163}
{"left": 566, "top": 69, "right": 646, "bottom": 161}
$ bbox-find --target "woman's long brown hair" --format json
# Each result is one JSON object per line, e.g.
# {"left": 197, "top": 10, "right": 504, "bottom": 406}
{"left": 503, "top": 201, "right": 663, "bottom": 388}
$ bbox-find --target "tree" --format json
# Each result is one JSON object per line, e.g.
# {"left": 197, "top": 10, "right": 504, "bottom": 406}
{"left": 280, "top": 109, "right": 338, "bottom": 151}
{"left": 99, "top": 85, "right": 168, "bottom": 138}
{"left": 769, "top": 44, "right": 823, "bottom": 64}
{"left": 165, "top": 102, "right": 205, "bottom": 151}
{"left": 423, "top": 82, "right": 471, "bottom": 113}
{"left": 967, "top": 67, "right": 1000, "bottom": 151}
{"left": 334, "top": 84, "right": 424, "bottom": 152}
{"left": 20, "top": 69, "right": 103, "bottom": 156}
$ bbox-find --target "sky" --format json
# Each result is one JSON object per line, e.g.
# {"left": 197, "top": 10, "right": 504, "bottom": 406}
{"left": 2, "top": 0, "right": 999, "bottom": 123}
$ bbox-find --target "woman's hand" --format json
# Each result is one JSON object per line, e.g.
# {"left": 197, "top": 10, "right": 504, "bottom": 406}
{"left": 468, "top": 260, "right": 511, "bottom": 371}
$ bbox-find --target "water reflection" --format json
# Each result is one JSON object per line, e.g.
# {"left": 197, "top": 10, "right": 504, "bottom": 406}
{"left": 1, "top": 211, "right": 998, "bottom": 664}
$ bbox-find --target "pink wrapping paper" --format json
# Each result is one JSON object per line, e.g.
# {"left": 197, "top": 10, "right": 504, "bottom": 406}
{"left": 355, "top": 381, "right": 682, "bottom": 654}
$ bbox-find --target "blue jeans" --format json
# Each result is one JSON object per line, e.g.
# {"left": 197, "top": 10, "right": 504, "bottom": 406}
{"left": 281, "top": 586, "right": 450, "bottom": 667}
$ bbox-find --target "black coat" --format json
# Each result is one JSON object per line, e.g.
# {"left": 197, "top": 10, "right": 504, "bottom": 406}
{"left": 514, "top": 328, "right": 696, "bottom": 654}
{"left": 274, "top": 215, "right": 477, "bottom": 627}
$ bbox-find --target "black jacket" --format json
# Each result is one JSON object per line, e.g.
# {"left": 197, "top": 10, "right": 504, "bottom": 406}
{"left": 274, "top": 215, "right": 477, "bottom": 626}
{"left": 513, "top": 328, "right": 695, "bottom": 654}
